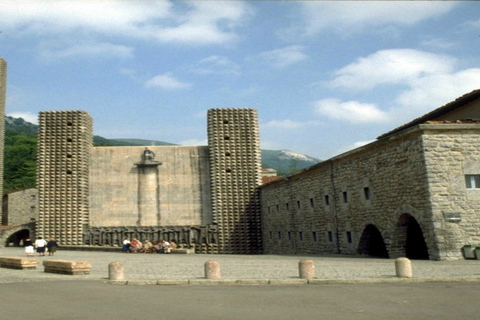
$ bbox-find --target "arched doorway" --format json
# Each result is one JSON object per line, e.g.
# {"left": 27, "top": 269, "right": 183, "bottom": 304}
{"left": 5, "top": 229, "right": 30, "bottom": 247}
{"left": 395, "top": 214, "right": 429, "bottom": 260}
{"left": 357, "top": 224, "right": 389, "bottom": 258}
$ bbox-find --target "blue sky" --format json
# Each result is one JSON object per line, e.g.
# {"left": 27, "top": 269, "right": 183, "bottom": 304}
{"left": 1, "top": 1, "right": 480, "bottom": 159}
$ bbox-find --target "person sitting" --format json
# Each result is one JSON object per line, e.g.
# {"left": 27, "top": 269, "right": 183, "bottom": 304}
{"left": 151, "top": 240, "right": 161, "bottom": 253}
{"left": 129, "top": 238, "right": 142, "bottom": 253}
{"left": 142, "top": 240, "right": 154, "bottom": 253}
{"left": 122, "top": 238, "right": 131, "bottom": 253}
{"left": 161, "top": 239, "right": 171, "bottom": 254}
{"left": 169, "top": 239, "right": 178, "bottom": 252}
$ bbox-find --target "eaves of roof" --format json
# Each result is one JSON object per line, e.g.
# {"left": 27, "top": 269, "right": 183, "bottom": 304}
{"left": 377, "top": 88, "right": 480, "bottom": 140}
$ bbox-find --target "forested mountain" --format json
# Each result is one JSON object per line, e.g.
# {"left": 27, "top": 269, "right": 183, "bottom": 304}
{"left": 3, "top": 116, "right": 321, "bottom": 193}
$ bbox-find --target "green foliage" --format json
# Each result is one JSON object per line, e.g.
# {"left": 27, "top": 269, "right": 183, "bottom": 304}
{"left": 4, "top": 134, "right": 37, "bottom": 193}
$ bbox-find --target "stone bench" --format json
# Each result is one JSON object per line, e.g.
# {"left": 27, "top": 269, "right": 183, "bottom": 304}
{"left": 43, "top": 260, "right": 92, "bottom": 275}
{"left": 0, "top": 257, "right": 38, "bottom": 269}
{"left": 171, "top": 248, "right": 195, "bottom": 254}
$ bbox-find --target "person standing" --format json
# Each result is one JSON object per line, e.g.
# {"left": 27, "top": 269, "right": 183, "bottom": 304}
{"left": 46, "top": 238, "right": 59, "bottom": 256}
{"left": 24, "top": 237, "right": 34, "bottom": 257}
{"left": 34, "top": 237, "right": 48, "bottom": 256}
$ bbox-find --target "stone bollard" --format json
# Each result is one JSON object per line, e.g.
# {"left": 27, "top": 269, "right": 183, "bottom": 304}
{"left": 109, "top": 261, "right": 124, "bottom": 280}
{"left": 395, "top": 257, "right": 412, "bottom": 278}
{"left": 204, "top": 260, "right": 221, "bottom": 280}
{"left": 298, "top": 259, "right": 315, "bottom": 280}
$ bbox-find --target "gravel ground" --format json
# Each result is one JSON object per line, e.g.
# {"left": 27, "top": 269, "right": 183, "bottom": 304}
{"left": 0, "top": 247, "right": 479, "bottom": 284}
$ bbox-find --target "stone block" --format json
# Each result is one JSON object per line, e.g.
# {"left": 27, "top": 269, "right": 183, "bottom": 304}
{"left": 0, "top": 257, "right": 38, "bottom": 269}
{"left": 43, "top": 260, "right": 91, "bottom": 275}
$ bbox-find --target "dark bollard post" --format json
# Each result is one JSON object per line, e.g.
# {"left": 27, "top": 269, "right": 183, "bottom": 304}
{"left": 109, "top": 261, "right": 124, "bottom": 280}
{"left": 299, "top": 259, "right": 315, "bottom": 280}
{"left": 204, "top": 260, "right": 221, "bottom": 280}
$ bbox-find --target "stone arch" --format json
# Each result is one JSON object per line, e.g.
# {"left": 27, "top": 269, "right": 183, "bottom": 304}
{"left": 357, "top": 224, "right": 389, "bottom": 258}
{"left": 391, "top": 214, "right": 429, "bottom": 260}
{"left": 0, "top": 223, "right": 36, "bottom": 248}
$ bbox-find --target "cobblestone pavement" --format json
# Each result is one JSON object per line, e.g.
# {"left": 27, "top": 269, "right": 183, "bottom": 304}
{"left": 0, "top": 247, "right": 479, "bottom": 284}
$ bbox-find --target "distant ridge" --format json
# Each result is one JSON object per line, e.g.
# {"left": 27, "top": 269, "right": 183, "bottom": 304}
{"left": 6, "top": 116, "right": 322, "bottom": 177}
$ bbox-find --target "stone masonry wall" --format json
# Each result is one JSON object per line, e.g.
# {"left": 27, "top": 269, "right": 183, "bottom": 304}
{"left": 89, "top": 146, "right": 212, "bottom": 227}
{"left": 262, "top": 127, "right": 437, "bottom": 258}
{"left": 4, "top": 188, "right": 38, "bottom": 225}
{"left": 422, "top": 124, "right": 480, "bottom": 260}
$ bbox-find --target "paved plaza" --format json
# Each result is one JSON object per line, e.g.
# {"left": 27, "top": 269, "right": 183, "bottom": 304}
{"left": 0, "top": 247, "right": 479, "bottom": 284}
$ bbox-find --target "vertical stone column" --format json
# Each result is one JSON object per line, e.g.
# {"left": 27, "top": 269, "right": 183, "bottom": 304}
{"left": 37, "top": 111, "right": 92, "bottom": 245}
{"left": 136, "top": 164, "right": 160, "bottom": 226}
{"left": 135, "top": 149, "right": 162, "bottom": 226}
{"left": 0, "top": 58, "right": 6, "bottom": 214}
{"left": 208, "top": 108, "right": 262, "bottom": 254}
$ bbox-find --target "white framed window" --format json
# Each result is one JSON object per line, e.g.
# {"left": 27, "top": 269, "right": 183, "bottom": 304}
{"left": 465, "top": 175, "right": 480, "bottom": 189}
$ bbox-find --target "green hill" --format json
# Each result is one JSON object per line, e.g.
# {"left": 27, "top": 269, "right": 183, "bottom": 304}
{"left": 3, "top": 116, "right": 322, "bottom": 193}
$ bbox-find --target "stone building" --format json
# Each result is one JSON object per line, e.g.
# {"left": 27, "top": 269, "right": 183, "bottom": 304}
{"left": 261, "top": 89, "right": 480, "bottom": 260}
{"left": 0, "top": 58, "right": 6, "bottom": 210}
{"left": 35, "top": 109, "right": 262, "bottom": 254}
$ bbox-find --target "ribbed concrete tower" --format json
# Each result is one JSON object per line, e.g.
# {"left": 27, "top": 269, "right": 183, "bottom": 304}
{"left": 0, "top": 58, "right": 6, "bottom": 209}
{"left": 208, "top": 108, "right": 262, "bottom": 254}
{"left": 37, "top": 111, "right": 93, "bottom": 245}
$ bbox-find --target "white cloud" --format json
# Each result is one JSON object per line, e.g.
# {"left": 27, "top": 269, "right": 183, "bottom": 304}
{"left": 330, "top": 49, "right": 455, "bottom": 90}
{"left": 39, "top": 41, "right": 134, "bottom": 60}
{"left": 321, "top": 48, "right": 480, "bottom": 125}
{"left": 0, "top": 1, "right": 252, "bottom": 45}
{"left": 145, "top": 73, "right": 191, "bottom": 90}
{"left": 259, "top": 46, "right": 307, "bottom": 68}
{"left": 192, "top": 56, "right": 240, "bottom": 75}
{"left": 297, "top": 2, "right": 457, "bottom": 36}
{"left": 314, "top": 99, "right": 389, "bottom": 124}
{"left": 7, "top": 112, "right": 38, "bottom": 124}
{"left": 262, "top": 119, "right": 318, "bottom": 129}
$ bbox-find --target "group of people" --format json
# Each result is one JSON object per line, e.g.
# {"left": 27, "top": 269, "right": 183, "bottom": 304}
{"left": 23, "top": 236, "right": 59, "bottom": 257}
{"left": 122, "top": 238, "right": 177, "bottom": 254}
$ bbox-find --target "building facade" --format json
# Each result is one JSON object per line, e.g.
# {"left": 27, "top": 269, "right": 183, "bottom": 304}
{"left": 261, "top": 90, "right": 480, "bottom": 260}
{"left": 36, "top": 109, "right": 262, "bottom": 254}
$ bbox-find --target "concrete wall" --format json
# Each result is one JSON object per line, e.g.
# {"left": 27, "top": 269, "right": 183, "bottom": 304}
{"left": 89, "top": 145, "right": 212, "bottom": 227}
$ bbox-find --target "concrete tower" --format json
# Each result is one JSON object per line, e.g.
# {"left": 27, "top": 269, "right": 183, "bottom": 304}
{"left": 0, "top": 58, "right": 6, "bottom": 209}
{"left": 208, "top": 108, "right": 262, "bottom": 254}
{"left": 36, "top": 111, "right": 93, "bottom": 244}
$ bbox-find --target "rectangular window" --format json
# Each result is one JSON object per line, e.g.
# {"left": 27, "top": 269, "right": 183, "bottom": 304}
{"left": 297, "top": 200, "right": 301, "bottom": 210}
{"left": 299, "top": 231, "right": 303, "bottom": 241}
{"left": 328, "top": 231, "right": 333, "bottom": 242}
{"left": 288, "top": 231, "right": 292, "bottom": 241}
{"left": 312, "top": 231, "right": 317, "bottom": 242}
{"left": 286, "top": 202, "right": 289, "bottom": 211}
{"left": 466, "top": 175, "right": 480, "bottom": 189}
{"left": 364, "top": 187, "right": 370, "bottom": 200}
{"left": 347, "top": 231, "right": 352, "bottom": 244}
{"left": 324, "top": 195, "right": 330, "bottom": 206}
{"left": 268, "top": 206, "right": 271, "bottom": 215}
{"left": 269, "top": 231, "right": 272, "bottom": 240}
{"left": 310, "top": 198, "right": 315, "bottom": 210}
{"left": 343, "top": 191, "right": 348, "bottom": 203}
{"left": 276, "top": 205, "right": 279, "bottom": 214}
{"left": 278, "top": 231, "right": 282, "bottom": 240}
